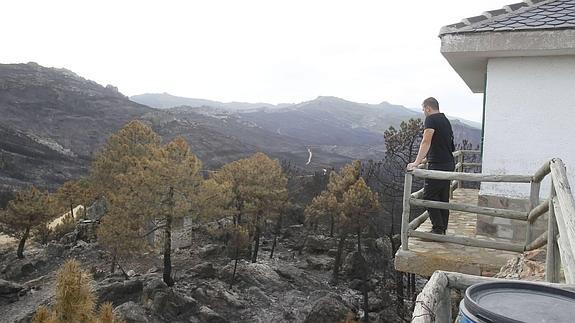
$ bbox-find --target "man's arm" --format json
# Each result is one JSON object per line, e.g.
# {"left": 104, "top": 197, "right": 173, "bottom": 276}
{"left": 407, "top": 128, "right": 434, "bottom": 170}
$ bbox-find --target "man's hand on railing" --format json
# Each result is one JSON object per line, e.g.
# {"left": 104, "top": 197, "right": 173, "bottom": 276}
{"left": 407, "top": 158, "right": 427, "bottom": 171}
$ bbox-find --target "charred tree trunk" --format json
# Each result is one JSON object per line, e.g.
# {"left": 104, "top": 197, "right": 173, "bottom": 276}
{"left": 17, "top": 227, "right": 30, "bottom": 259}
{"left": 330, "top": 215, "right": 334, "bottom": 237}
{"left": 270, "top": 236, "right": 277, "bottom": 259}
{"left": 230, "top": 245, "right": 239, "bottom": 289}
{"left": 363, "top": 285, "right": 370, "bottom": 322}
{"left": 163, "top": 187, "right": 175, "bottom": 287}
{"left": 251, "top": 225, "right": 260, "bottom": 263}
{"left": 396, "top": 271, "right": 404, "bottom": 317}
{"left": 331, "top": 232, "right": 347, "bottom": 285}
{"left": 110, "top": 253, "right": 117, "bottom": 274}
{"left": 357, "top": 227, "right": 362, "bottom": 256}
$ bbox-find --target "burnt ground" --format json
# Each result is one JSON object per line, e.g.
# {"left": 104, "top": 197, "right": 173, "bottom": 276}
{"left": 0, "top": 224, "right": 418, "bottom": 323}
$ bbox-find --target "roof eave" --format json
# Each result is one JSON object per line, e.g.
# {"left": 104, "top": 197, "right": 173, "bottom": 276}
{"left": 440, "top": 29, "right": 575, "bottom": 93}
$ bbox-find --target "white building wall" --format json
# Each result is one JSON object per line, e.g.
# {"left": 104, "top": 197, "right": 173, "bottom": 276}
{"left": 481, "top": 56, "right": 575, "bottom": 198}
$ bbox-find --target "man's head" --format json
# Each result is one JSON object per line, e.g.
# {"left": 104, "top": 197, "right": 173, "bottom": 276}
{"left": 422, "top": 97, "right": 440, "bottom": 117}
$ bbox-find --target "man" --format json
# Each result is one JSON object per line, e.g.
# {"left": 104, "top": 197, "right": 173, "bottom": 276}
{"left": 407, "top": 97, "right": 455, "bottom": 235}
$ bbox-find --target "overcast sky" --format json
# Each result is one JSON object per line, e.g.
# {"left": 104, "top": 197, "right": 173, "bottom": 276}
{"left": 2, "top": 0, "right": 513, "bottom": 122}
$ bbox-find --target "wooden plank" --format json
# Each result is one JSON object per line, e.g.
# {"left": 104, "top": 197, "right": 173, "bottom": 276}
{"left": 462, "top": 162, "right": 482, "bottom": 167}
{"left": 547, "top": 188, "right": 561, "bottom": 283}
{"left": 410, "top": 168, "right": 532, "bottom": 183}
{"left": 409, "top": 229, "right": 525, "bottom": 252}
{"left": 552, "top": 196, "right": 575, "bottom": 284}
{"left": 412, "top": 271, "right": 450, "bottom": 323}
{"left": 550, "top": 159, "right": 575, "bottom": 284}
{"left": 443, "top": 271, "right": 575, "bottom": 291}
{"left": 401, "top": 173, "right": 413, "bottom": 251}
{"left": 455, "top": 162, "right": 463, "bottom": 170}
{"left": 525, "top": 231, "right": 547, "bottom": 251}
{"left": 410, "top": 198, "right": 528, "bottom": 221}
{"left": 411, "top": 188, "right": 424, "bottom": 199}
{"left": 532, "top": 160, "right": 551, "bottom": 183}
{"left": 527, "top": 200, "right": 549, "bottom": 223}
{"left": 526, "top": 181, "right": 541, "bottom": 244}
{"left": 409, "top": 211, "right": 429, "bottom": 230}
{"left": 457, "top": 149, "right": 481, "bottom": 155}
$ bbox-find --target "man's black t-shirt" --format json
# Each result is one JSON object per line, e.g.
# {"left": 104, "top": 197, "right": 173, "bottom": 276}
{"left": 424, "top": 113, "right": 455, "bottom": 164}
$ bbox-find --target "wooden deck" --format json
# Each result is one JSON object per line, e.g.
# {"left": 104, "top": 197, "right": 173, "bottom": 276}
{"left": 395, "top": 188, "right": 521, "bottom": 277}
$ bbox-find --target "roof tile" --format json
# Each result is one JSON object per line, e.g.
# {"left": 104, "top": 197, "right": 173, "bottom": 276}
{"left": 440, "top": 0, "right": 575, "bottom": 35}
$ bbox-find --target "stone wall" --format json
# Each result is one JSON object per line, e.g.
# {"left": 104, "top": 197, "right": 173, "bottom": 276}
{"left": 477, "top": 194, "right": 547, "bottom": 242}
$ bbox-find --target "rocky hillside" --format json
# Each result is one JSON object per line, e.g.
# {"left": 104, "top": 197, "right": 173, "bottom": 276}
{"left": 0, "top": 63, "right": 152, "bottom": 195}
{"left": 0, "top": 63, "right": 153, "bottom": 159}
{"left": 0, "top": 63, "right": 352, "bottom": 193}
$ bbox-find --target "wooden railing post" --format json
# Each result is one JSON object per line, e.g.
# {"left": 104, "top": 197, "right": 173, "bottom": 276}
{"left": 526, "top": 180, "right": 541, "bottom": 245}
{"left": 401, "top": 172, "right": 413, "bottom": 251}
{"left": 549, "top": 158, "right": 575, "bottom": 283}
{"left": 457, "top": 151, "right": 464, "bottom": 190}
{"left": 546, "top": 180, "right": 561, "bottom": 283}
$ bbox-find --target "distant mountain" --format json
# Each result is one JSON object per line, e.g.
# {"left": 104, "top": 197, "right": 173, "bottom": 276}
{"left": 132, "top": 94, "right": 481, "bottom": 148}
{"left": 0, "top": 63, "right": 481, "bottom": 195}
{"left": 131, "top": 93, "right": 291, "bottom": 111}
{"left": 140, "top": 107, "right": 353, "bottom": 169}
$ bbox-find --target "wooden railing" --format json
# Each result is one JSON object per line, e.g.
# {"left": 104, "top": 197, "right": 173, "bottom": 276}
{"left": 401, "top": 152, "right": 575, "bottom": 284}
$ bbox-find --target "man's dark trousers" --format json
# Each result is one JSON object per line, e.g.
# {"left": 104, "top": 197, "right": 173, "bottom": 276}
{"left": 423, "top": 162, "right": 455, "bottom": 233}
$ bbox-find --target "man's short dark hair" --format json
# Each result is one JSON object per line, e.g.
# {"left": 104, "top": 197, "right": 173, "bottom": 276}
{"left": 423, "top": 97, "right": 439, "bottom": 110}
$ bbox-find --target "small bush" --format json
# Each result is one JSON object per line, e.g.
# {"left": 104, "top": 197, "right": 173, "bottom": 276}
{"left": 32, "top": 259, "right": 125, "bottom": 323}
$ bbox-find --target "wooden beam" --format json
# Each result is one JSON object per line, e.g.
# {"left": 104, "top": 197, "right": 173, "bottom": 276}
{"left": 532, "top": 160, "right": 551, "bottom": 183}
{"left": 526, "top": 181, "right": 541, "bottom": 244}
{"left": 412, "top": 271, "right": 450, "bottom": 323}
{"left": 409, "top": 211, "right": 429, "bottom": 231}
{"left": 411, "top": 188, "right": 424, "bottom": 199}
{"left": 552, "top": 196, "right": 575, "bottom": 284}
{"left": 456, "top": 149, "right": 481, "bottom": 155}
{"left": 410, "top": 168, "right": 532, "bottom": 183}
{"left": 401, "top": 173, "right": 413, "bottom": 251}
{"left": 547, "top": 187, "right": 561, "bottom": 283}
{"left": 550, "top": 158, "right": 575, "bottom": 284}
{"left": 410, "top": 198, "right": 528, "bottom": 221}
{"left": 409, "top": 229, "right": 525, "bottom": 252}
{"left": 527, "top": 200, "right": 549, "bottom": 223}
{"left": 462, "top": 162, "right": 482, "bottom": 167}
{"left": 525, "top": 231, "right": 548, "bottom": 251}
{"left": 455, "top": 162, "right": 463, "bottom": 170}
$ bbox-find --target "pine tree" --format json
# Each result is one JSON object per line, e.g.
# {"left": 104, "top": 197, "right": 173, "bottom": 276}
{"left": 213, "top": 153, "right": 288, "bottom": 263}
{"left": 304, "top": 160, "right": 362, "bottom": 284}
{"left": 228, "top": 225, "right": 250, "bottom": 288}
{"left": 150, "top": 137, "right": 202, "bottom": 286}
{"left": 304, "top": 191, "right": 338, "bottom": 236}
{"left": 341, "top": 178, "right": 379, "bottom": 322}
{"left": 55, "top": 179, "right": 94, "bottom": 220}
{"left": 0, "top": 187, "right": 55, "bottom": 258}
{"left": 93, "top": 121, "right": 162, "bottom": 274}
{"left": 342, "top": 178, "right": 379, "bottom": 256}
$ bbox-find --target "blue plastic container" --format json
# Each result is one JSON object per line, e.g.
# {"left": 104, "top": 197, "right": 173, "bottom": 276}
{"left": 459, "top": 281, "right": 575, "bottom": 322}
